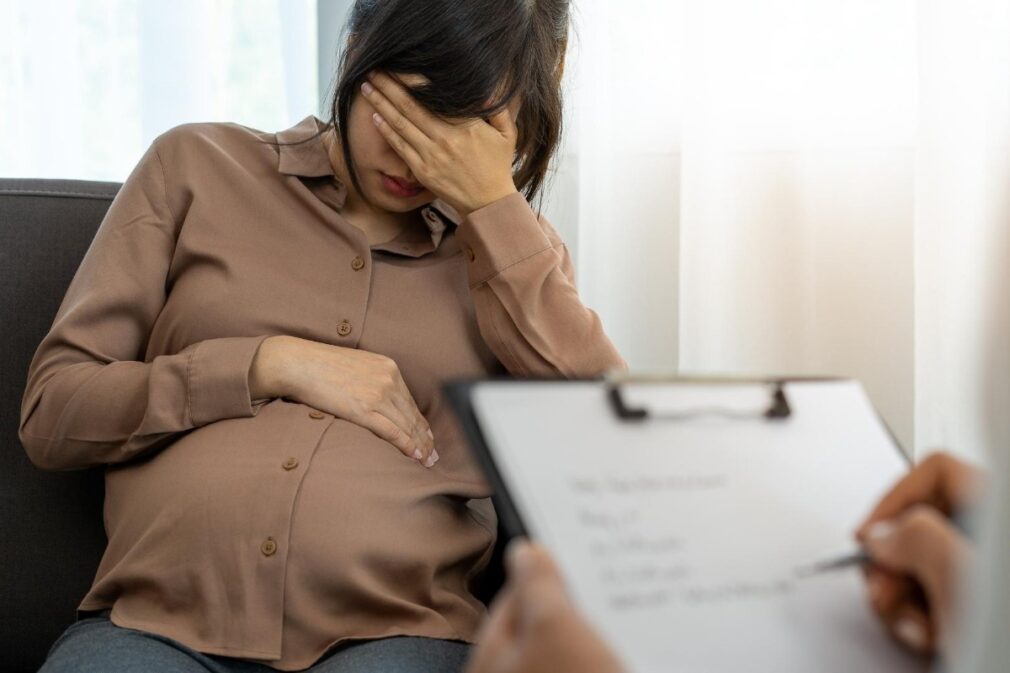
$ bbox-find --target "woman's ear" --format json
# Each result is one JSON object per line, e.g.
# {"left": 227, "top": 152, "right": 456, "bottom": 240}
{"left": 507, "top": 96, "right": 522, "bottom": 124}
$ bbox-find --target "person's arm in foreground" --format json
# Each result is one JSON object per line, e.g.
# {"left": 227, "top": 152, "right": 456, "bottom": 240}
{"left": 855, "top": 451, "right": 987, "bottom": 657}
{"left": 465, "top": 539, "right": 626, "bottom": 673}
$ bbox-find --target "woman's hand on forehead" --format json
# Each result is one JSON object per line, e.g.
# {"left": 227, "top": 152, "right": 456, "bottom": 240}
{"left": 361, "top": 70, "right": 520, "bottom": 217}
{"left": 385, "top": 72, "right": 520, "bottom": 123}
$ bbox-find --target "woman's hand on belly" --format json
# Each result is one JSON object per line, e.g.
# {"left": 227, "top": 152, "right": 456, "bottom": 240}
{"left": 249, "top": 335, "right": 438, "bottom": 467}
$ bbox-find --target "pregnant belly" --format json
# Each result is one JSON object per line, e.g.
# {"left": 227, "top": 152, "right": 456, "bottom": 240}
{"left": 100, "top": 400, "right": 495, "bottom": 620}
{"left": 286, "top": 420, "right": 497, "bottom": 619}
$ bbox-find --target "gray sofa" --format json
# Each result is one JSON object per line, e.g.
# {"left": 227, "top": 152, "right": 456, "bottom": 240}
{"left": 1, "top": 179, "right": 120, "bottom": 672}
{"left": 0, "top": 178, "right": 505, "bottom": 672}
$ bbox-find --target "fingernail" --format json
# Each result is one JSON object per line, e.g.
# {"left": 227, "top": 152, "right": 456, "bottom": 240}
{"left": 427, "top": 428, "right": 434, "bottom": 440}
{"left": 866, "top": 520, "right": 897, "bottom": 542}
{"left": 506, "top": 539, "right": 534, "bottom": 578}
{"left": 431, "top": 449, "right": 440, "bottom": 464}
{"left": 424, "top": 452, "right": 437, "bottom": 468}
{"left": 361, "top": 81, "right": 374, "bottom": 95}
{"left": 412, "top": 448, "right": 423, "bottom": 461}
{"left": 895, "top": 617, "right": 928, "bottom": 652}
{"left": 372, "top": 112, "right": 383, "bottom": 126}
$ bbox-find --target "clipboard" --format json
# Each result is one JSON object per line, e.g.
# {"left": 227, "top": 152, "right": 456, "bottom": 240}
{"left": 444, "top": 374, "right": 909, "bottom": 542}
{"left": 443, "top": 374, "right": 921, "bottom": 673}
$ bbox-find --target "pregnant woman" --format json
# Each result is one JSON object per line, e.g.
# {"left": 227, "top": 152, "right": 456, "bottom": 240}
{"left": 20, "top": 1, "right": 625, "bottom": 671}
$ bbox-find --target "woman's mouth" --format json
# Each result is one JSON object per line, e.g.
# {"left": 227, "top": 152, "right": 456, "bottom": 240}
{"left": 380, "top": 173, "right": 424, "bottom": 199}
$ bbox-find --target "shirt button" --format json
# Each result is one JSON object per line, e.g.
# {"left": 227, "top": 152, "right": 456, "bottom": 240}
{"left": 261, "top": 537, "right": 277, "bottom": 556}
{"left": 337, "top": 320, "right": 353, "bottom": 336}
{"left": 282, "top": 457, "right": 299, "bottom": 470}
{"left": 308, "top": 410, "right": 325, "bottom": 419}
{"left": 465, "top": 246, "right": 475, "bottom": 262}
{"left": 351, "top": 256, "right": 365, "bottom": 271}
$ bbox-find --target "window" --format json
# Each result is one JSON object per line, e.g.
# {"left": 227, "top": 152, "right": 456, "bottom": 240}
{"left": 0, "top": 0, "right": 319, "bottom": 181}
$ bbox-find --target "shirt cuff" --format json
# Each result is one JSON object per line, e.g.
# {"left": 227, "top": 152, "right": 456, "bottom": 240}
{"left": 456, "top": 192, "right": 554, "bottom": 286}
{"left": 188, "top": 335, "right": 272, "bottom": 426}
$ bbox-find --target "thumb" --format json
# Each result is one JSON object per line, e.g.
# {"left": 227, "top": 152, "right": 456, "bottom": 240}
{"left": 505, "top": 539, "right": 572, "bottom": 630}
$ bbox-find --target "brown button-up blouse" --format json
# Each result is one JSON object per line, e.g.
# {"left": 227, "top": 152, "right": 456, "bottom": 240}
{"left": 18, "top": 114, "right": 627, "bottom": 670}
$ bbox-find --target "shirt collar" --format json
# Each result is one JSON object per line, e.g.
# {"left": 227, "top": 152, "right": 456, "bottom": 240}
{"left": 275, "top": 114, "right": 461, "bottom": 257}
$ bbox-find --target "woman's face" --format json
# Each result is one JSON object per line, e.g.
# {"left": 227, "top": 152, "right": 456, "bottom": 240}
{"left": 333, "top": 72, "right": 521, "bottom": 215}
{"left": 337, "top": 72, "right": 435, "bottom": 213}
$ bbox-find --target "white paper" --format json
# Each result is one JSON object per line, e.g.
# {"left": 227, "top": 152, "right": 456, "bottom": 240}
{"left": 472, "top": 380, "right": 929, "bottom": 673}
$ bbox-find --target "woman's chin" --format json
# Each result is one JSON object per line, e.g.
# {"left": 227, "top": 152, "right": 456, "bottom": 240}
{"left": 369, "top": 188, "right": 434, "bottom": 213}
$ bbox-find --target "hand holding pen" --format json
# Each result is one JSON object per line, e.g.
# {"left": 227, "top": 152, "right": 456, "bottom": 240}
{"left": 802, "top": 452, "right": 986, "bottom": 658}
{"left": 854, "top": 452, "right": 985, "bottom": 658}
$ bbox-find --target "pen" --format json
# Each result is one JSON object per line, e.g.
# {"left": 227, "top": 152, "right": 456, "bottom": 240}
{"left": 794, "top": 550, "right": 872, "bottom": 578}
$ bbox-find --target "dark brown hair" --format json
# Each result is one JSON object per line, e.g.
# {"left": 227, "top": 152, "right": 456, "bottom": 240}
{"left": 277, "top": 0, "right": 570, "bottom": 209}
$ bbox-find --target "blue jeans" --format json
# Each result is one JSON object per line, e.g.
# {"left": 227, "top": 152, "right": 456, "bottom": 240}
{"left": 39, "top": 611, "right": 473, "bottom": 673}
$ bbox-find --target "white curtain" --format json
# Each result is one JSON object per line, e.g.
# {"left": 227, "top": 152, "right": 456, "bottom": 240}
{"left": 0, "top": 0, "right": 318, "bottom": 182}
{"left": 548, "top": 0, "right": 1010, "bottom": 462}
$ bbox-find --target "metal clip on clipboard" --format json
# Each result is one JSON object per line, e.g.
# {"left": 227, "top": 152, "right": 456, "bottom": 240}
{"left": 604, "top": 374, "right": 792, "bottom": 422}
